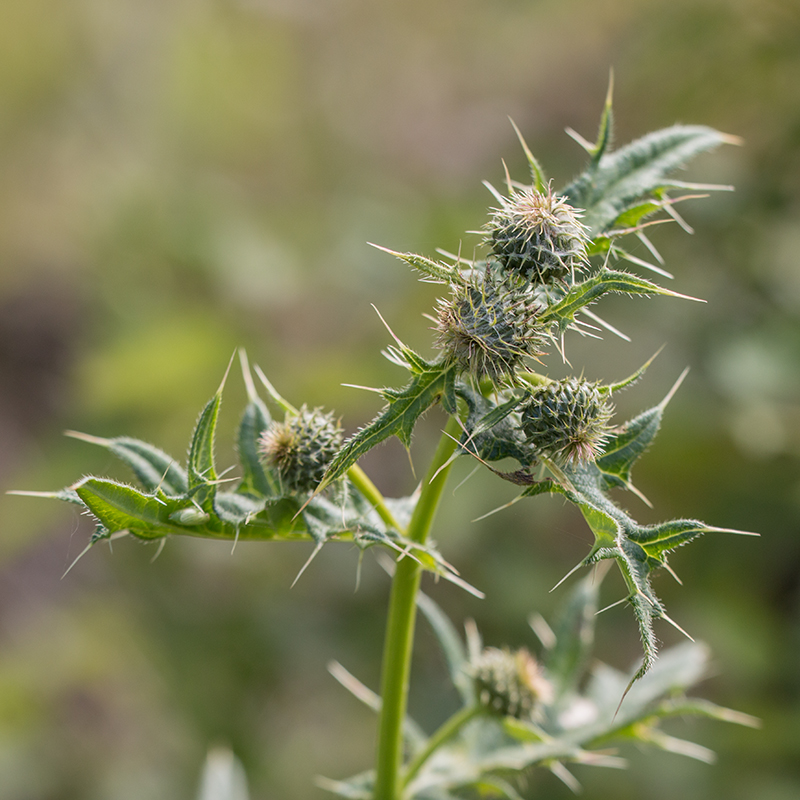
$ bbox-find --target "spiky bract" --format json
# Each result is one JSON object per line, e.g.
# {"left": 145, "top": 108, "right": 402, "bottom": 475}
{"left": 471, "top": 646, "right": 552, "bottom": 720}
{"left": 487, "top": 185, "right": 589, "bottom": 285}
{"left": 259, "top": 406, "right": 343, "bottom": 493}
{"left": 521, "top": 377, "right": 612, "bottom": 465}
{"left": 434, "top": 272, "right": 542, "bottom": 385}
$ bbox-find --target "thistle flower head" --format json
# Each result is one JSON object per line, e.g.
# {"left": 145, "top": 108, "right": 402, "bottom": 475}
{"left": 470, "top": 646, "right": 552, "bottom": 719}
{"left": 521, "top": 377, "right": 613, "bottom": 465}
{"left": 258, "top": 406, "right": 343, "bottom": 493}
{"left": 434, "top": 272, "right": 543, "bottom": 385}
{"left": 486, "top": 184, "right": 589, "bottom": 285}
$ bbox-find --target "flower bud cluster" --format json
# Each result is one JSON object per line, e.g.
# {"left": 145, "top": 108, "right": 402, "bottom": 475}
{"left": 486, "top": 184, "right": 589, "bottom": 285}
{"left": 426, "top": 182, "right": 613, "bottom": 466}
{"left": 470, "top": 646, "right": 552, "bottom": 719}
{"left": 520, "top": 377, "right": 613, "bottom": 465}
{"left": 258, "top": 406, "right": 342, "bottom": 493}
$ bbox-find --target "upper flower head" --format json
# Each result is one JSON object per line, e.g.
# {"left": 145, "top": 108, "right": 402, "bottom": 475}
{"left": 486, "top": 184, "right": 589, "bottom": 285}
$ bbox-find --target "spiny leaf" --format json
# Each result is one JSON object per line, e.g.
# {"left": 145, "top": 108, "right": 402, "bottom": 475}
{"left": 596, "top": 369, "right": 686, "bottom": 494}
{"left": 457, "top": 385, "right": 531, "bottom": 466}
{"left": 601, "top": 349, "right": 663, "bottom": 396}
{"left": 188, "top": 359, "right": 233, "bottom": 509}
{"left": 566, "top": 70, "right": 614, "bottom": 164}
{"left": 65, "top": 431, "right": 188, "bottom": 495}
{"left": 74, "top": 478, "right": 210, "bottom": 540}
{"left": 236, "top": 398, "right": 278, "bottom": 497}
{"left": 651, "top": 696, "right": 760, "bottom": 729}
{"left": 189, "top": 395, "right": 221, "bottom": 492}
{"left": 515, "top": 385, "right": 754, "bottom": 685}
{"left": 316, "top": 773, "right": 374, "bottom": 800}
{"left": 369, "top": 244, "right": 463, "bottom": 285}
{"left": 538, "top": 268, "right": 699, "bottom": 326}
{"left": 562, "top": 124, "right": 736, "bottom": 238}
{"left": 591, "top": 72, "right": 615, "bottom": 163}
{"left": 509, "top": 118, "right": 547, "bottom": 192}
{"left": 544, "top": 570, "right": 602, "bottom": 701}
{"left": 237, "top": 350, "right": 278, "bottom": 498}
{"left": 214, "top": 492, "right": 267, "bottom": 526}
{"left": 326, "top": 662, "right": 428, "bottom": 749}
{"left": 417, "top": 590, "right": 473, "bottom": 704}
{"left": 317, "top": 360, "right": 457, "bottom": 493}
{"left": 73, "top": 477, "right": 311, "bottom": 543}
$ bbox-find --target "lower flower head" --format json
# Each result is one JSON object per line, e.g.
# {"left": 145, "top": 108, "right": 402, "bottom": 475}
{"left": 521, "top": 377, "right": 613, "bottom": 465}
{"left": 470, "top": 646, "right": 552, "bottom": 719}
{"left": 259, "top": 406, "right": 343, "bottom": 493}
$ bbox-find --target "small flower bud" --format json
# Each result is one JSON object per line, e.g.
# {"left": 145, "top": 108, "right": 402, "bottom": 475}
{"left": 486, "top": 185, "right": 589, "bottom": 285}
{"left": 471, "top": 646, "right": 552, "bottom": 719}
{"left": 521, "top": 377, "right": 612, "bottom": 465}
{"left": 434, "top": 272, "right": 542, "bottom": 385}
{"left": 258, "top": 406, "right": 343, "bottom": 493}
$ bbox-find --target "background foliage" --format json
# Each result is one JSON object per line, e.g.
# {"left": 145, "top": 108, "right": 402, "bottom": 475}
{"left": 1, "top": 1, "right": 798, "bottom": 798}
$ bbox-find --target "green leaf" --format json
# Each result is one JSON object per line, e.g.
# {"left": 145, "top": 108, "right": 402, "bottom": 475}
{"left": 543, "top": 571, "right": 602, "bottom": 701}
{"left": 651, "top": 696, "right": 760, "bottom": 729}
{"left": 516, "top": 385, "right": 754, "bottom": 684}
{"left": 327, "top": 661, "right": 428, "bottom": 751}
{"left": 591, "top": 75, "right": 614, "bottom": 163}
{"left": 596, "top": 369, "right": 685, "bottom": 494}
{"left": 562, "top": 124, "right": 735, "bottom": 238}
{"left": 566, "top": 71, "right": 614, "bottom": 164}
{"left": 370, "top": 244, "right": 463, "bottom": 285}
{"left": 188, "top": 360, "right": 232, "bottom": 509}
{"left": 457, "top": 386, "right": 531, "bottom": 467}
{"left": 74, "top": 478, "right": 209, "bottom": 540}
{"left": 8, "top": 487, "right": 84, "bottom": 505}
{"left": 317, "top": 359, "right": 457, "bottom": 493}
{"left": 510, "top": 118, "right": 547, "bottom": 192}
{"left": 417, "top": 590, "right": 473, "bottom": 705}
{"left": 65, "top": 431, "right": 188, "bottom": 495}
{"left": 538, "top": 268, "right": 696, "bottom": 327}
{"left": 502, "top": 717, "right": 549, "bottom": 744}
{"left": 316, "top": 772, "right": 374, "bottom": 800}
{"left": 189, "top": 395, "right": 221, "bottom": 492}
{"left": 73, "top": 476, "right": 312, "bottom": 543}
{"left": 214, "top": 492, "right": 267, "bottom": 526}
{"left": 236, "top": 398, "right": 278, "bottom": 497}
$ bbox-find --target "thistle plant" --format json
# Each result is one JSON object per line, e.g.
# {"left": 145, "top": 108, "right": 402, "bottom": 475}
{"left": 17, "top": 87, "right": 760, "bottom": 799}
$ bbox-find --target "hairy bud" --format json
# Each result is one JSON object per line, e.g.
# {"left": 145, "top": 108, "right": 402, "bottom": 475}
{"left": 521, "top": 377, "right": 612, "bottom": 465}
{"left": 486, "top": 185, "right": 589, "bottom": 285}
{"left": 434, "top": 272, "right": 542, "bottom": 384}
{"left": 259, "top": 406, "right": 343, "bottom": 493}
{"left": 471, "top": 647, "right": 552, "bottom": 719}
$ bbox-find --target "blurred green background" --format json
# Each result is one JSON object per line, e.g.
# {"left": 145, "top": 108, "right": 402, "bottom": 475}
{"left": 1, "top": 0, "right": 799, "bottom": 797}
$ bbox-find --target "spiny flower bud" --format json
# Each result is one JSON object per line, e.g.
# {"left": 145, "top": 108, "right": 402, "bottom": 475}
{"left": 521, "top": 377, "right": 613, "bottom": 465}
{"left": 471, "top": 647, "right": 552, "bottom": 719}
{"left": 258, "top": 406, "right": 343, "bottom": 493}
{"left": 486, "top": 184, "right": 589, "bottom": 285}
{"left": 434, "top": 272, "right": 542, "bottom": 385}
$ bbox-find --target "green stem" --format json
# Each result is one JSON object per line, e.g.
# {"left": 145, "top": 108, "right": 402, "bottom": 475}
{"left": 402, "top": 705, "right": 483, "bottom": 788}
{"left": 347, "top": 465, "right": 404, "bottom": 534}
{"left": 373, "top": 414, "right": 462, "bottom": 800}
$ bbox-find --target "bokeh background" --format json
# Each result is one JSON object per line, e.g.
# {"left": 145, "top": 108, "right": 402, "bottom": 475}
{"left": 1, "top": 0, "right": 799, "bottom": 798}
